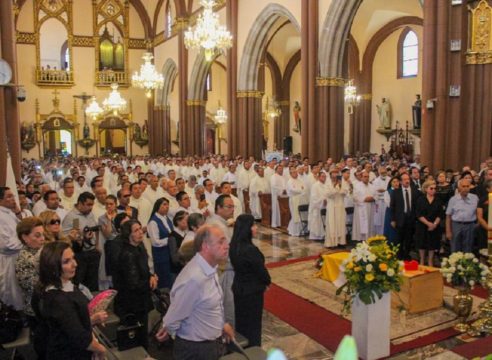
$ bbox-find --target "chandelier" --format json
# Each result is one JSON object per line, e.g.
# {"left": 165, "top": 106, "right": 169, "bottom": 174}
{"left": 344, "top": 80, "right": 361, "bottom": 107}
{"left": 214, "top": 101, "right": 227, "bottom": 124}
{"left": 184, "top": 0, "right": 233, "bottom": 61}
{"left": 103, "top": 83, "right": 127, "bottom": 115}
{"left": 85, "top": 96, "right": 104, "bottom": 120}
{"left": 132, "top": 52, "right": 164, "bottom": 98}
{"left": 266, "top": 97, "right": 282, "bottom": 120}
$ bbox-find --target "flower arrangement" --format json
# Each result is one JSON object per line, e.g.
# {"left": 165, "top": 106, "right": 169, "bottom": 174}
{"left": 440, "top": 252, "right": 489, "bottom": 289}
{"left": 336, "top": 235, "right": 403, "bottom": 313}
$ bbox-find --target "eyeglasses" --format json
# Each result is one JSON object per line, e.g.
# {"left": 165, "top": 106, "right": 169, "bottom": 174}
{"left": 50, "top": 219, "right": 61, "bottom": 225}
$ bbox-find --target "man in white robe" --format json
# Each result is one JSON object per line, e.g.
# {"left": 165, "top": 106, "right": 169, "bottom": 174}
{"left": 372, "top": 166, "right": 390, "bottom": 235}
{"left": 165, "top": 180, "right": 180, "bottom": 220}
{"left": 325, "top": 169, "right": 347, "bottom": 248}
{"left": 220, "top": 182, "right": 242, "bottom": 220}
{"left": 142, "top": 175, "right": 165, "bottom": 205}
{"left": 222, "top": 164, "right": 238, "bottom": 189}
{"left": 249, "top": 167, "right": 270, "bottom": 220}
{"left": 308, "top": 172, "right": 328, "bottom": 240}
{"left": 352, "top": 171, "right": 376, "bottom": 242}
{"left": 287, "top": 167, "right": 307, "bottom": 236}
{"left": 236, "top": 161, "right": 253, "bottom": 212}
{"left": 270, "top": 165, "right": 287, "bottom": 228}
{"left": 58, "top": 178, "right": 78, "bottom": 211}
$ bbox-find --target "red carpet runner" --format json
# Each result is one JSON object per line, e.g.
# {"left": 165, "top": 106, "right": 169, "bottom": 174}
{"left": 264, "top": 280, "right": 460, "bottom": 357}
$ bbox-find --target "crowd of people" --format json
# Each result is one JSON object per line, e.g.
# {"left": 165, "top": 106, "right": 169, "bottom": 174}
{"left": 0, "top": 152, "right": 491, "bottom": 359}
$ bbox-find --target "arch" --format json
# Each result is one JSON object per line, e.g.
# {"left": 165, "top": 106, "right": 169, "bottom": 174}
{"left": 188, "top": 53, "right": 221, "bottom": 100}
{"left": 237, "top": 3, "right": 300, "bottom": 91}
{"left": 157, "top": 58, "right": 178, "bottom": 106}
{"left": 319, "top": 0, "right": 363, "bottom": 77}
{"left": 397, "top": 26, "right": 419, "bottom": 78}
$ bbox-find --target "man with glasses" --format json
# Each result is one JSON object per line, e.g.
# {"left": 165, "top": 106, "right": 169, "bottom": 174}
{"left": 58, "top": 178, "right": 77, "bottom": 211}
{"left": 117, "top": 188, "right": 138, "bottom": 220}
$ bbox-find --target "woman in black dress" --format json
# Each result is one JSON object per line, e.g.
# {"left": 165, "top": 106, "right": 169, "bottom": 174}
{"left": 415, "top": 180, "right": 443, "bottom": 267}
{"left": 230, "top": 214, "right": 271, "bottom": 347}
{"left": 35, "top": 241, "right": 106, "bottom": 360}
{"left": 114, "top": 220, "right": 157, "bottom": 348}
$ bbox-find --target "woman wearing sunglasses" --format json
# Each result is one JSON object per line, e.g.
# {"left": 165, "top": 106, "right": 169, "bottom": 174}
{"left": 39, "top": 210, "right": 72, "bottom": 244}
{"left": 415, "top": 180, "right": 444, "bottom": 267}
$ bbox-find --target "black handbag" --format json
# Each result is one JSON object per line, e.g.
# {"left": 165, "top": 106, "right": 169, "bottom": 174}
{"left": 0, "top": 300, "right": 23, "bottom": 344}
{"left": 116, "top": 314, "right": 146, "bottom": 351}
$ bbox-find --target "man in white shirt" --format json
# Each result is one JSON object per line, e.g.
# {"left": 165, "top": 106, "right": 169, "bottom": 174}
{"left": 249, "top": 167, "right": 270, "bottom": 220}
{"left": 185, "top": 175, "right": 197, "bottom": 197}
{"left": 203, "top": 179, "right": 218, "bottom": 207}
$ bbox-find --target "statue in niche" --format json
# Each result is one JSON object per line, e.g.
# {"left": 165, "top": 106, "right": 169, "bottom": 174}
{"left": 142, "top": 120, "right": 149, "bottom": 140}
{"left": 83, "top": 123, "right": 90, "bottom": 139}
{"left": 292, "top": 101, "right": 301, "bottom": 133}
{"left": 412, "top": 94, "right": 422, "bottom": 129}
{"left": 134, "top": 123, "right": 142, "bottom": 140}
{"left": 21, "top": 123, "right": 36, "bottom": 143}
{"left": 376, "top": 98, "right": 392, "bottom": 129}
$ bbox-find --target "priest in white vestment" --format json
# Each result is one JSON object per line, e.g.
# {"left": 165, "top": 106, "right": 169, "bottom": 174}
{"left": 325, "top": 169, "right": 347, "bottom": 247}
{"left": 308, "top": 172, "right": 328, "bottom": 240}
{"left": 249, "top": 167, "right": 270, "bottom": 220}
{"left": 129, "top": 183, "right": 154, "bottom": 269}
{"left": 352, "top": 171, "right": 376, "bottom": 241}
{"left": 270, "top": 165, "right": 287, "bottom": 228}
{"left": 220, "top": 182, "right": 242, "bottom": 220}
{"left": 372, "top": 167, "right": 390, "bottom": 235}
{"left": 286, "top": 168, "right": 307, "bottom": 236}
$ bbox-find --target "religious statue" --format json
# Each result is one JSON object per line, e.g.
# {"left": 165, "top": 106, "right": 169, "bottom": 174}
{"left": 83, "top": 123, "right": 90, "bottom": 139}
{"left": 134, "top": 123, "right": 142, "bottom": 140}
{"left": 142, "top": 120, "right": 149, "bottom": 140}
{"left": 292, "top": 101, "right": 301, "bottom": 133}
{"left": 376, "top": 98, "right": 392, "bottom": 129}
{"left": 412, "top": 94, "right": 422, "bottom": 129}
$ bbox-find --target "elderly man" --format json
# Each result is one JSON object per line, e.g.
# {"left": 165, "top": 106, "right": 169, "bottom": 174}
{"left": 372, "top": 166, "right": 390, "bottom": 235}
{"left": 270, "top": 165, "right": 287, "bottom": 228}
{"left": 156, "top": 224, "right": 234, "bottom": 360}
{"left": 249, "top": 167, "right": 270, "bottom": 221}
{"left": 143, "top": 174, "right": 165, "bottom": 204}
{"left": 58, "top": 177, "right": 77, "bottom": 211}
{"left": 286, "top": 167, "right": 306, "bottom": 236}
{"left": 325, "top": 168, "right": 347, "bottom": 248}
{"left": 353, "top": 171, "right": 376, "bottom": 242}
{"left": 92, "top": 186, "right": 108, "bottom": 219}
{"left": 308, "top": 171, "right": 328, "bottom": 240}
{"left": 446, "top": 179, "right": 479, "bottom": 253}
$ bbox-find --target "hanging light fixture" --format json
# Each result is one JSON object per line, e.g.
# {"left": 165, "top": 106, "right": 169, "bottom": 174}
{"left": 85, "top": 96, "right": 104, "bottom": 120}
{"left": 214, "top": 100, "right": 228, "bottom": 124}
{"left": 266, "top": 97, "right": 282, "bottom": 120}
{"left": 103, "top": 83, "right": 127, "bottom": 115}
{"left": 132, "top": 52, "right": 164, "bottom": 98}
{"left": 184, "top": 0, "right": 233, "bottom": 61}
{"left": 344, "top": 80, "right": 361, "bottom": 112}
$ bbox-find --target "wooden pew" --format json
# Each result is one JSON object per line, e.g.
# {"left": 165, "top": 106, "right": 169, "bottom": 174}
{"left": 259, "top": 193, "right": 272, "bottom": 227}
{"left": 242, "top": 190, "right": 251, "bottom": 214}
{"left": 278, "top": 196, "right": 291, "bottom": 231}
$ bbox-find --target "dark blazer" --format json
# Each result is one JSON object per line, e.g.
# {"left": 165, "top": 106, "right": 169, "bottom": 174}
{"left": 230, "top": 243, "right": 271, "bottom": 297}
{"left": 114, "top": 242, "right": 153, "bottom": 317}
{"left": 390, "top": 185, "right": 420, "bottom": 227}
{"left": 38, "top": 287, "right": 93, "bottom": 360}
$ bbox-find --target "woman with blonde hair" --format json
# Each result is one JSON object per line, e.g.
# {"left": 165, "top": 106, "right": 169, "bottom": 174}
{"left": 39, "top": 210, "right": 71, "bottom": 244}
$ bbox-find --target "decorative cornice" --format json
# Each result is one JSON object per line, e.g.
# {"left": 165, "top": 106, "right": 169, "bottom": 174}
{"left": 16, "top": 31, "right": 35, "bottom": 44}
{"left": 128, "top": 38, "right": 149, "bottom": 49}
{"left": 360, "top": 94, "right": 372, "bottom": 100}
{"left": 174, "top": 17, "right": 189, "bottom": 31}
{"left": 316, "top": 77, "right": 346, "bottom": 87}
{"left": 236, "top": 90, "right": 264, "bottom": 98}
{"left": 186, "top": 99, "right": 207, "bottom": 106}
{"left": 466, "top": 51, "right": 492, "bottom": 64}
{"left": 72, "top": 35, "right": 94, "bottom": 47}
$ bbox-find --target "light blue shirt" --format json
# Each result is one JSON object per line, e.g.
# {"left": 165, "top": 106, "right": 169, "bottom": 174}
{"left": 163, "top": 253, "right": 224, "bottom": 341}
{"left": 446, "top": 193, "right": 479, "bottom": 222}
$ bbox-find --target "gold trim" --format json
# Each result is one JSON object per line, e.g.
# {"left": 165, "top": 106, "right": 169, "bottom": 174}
{"left": 360, "top": 94, "right": 372, "bottom": 100}
{"left": 73, "top": 35, "right": 94, "bottom": 47}
{"left": 16, "top": 31, "right": 36, "bottom": 44}
{"left": 128, "top": 38, "right": 148, "bottom": 49}
{"left": 186, "top": 100, "right": 207, "bottom": 106}
{"left": 153, "top": 32, "right": 166, "bottom": 47}
{"left": 316, "top": 77, "right": 346, "bottom": 87}
{"left": 236, "top": 90, "right": 264, "bottom": 98}
{"left": 277, "top": 100, "right": 290, "bottom": 106}
{"left": 466, "top": 51, "right": 492, "bottom": 64}
{"left": 174, "top": 17, "right": 189, "bottom": 31}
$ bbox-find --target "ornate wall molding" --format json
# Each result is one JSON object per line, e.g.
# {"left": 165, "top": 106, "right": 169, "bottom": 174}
{"left": 315, "top": 77, "right": 345, "bottom": 87}
{"left": 72, "top": 35, "right": 94, "bottom": 47}
{"left": 16, "top": 31, "right": 35, "bottom": 44}
{"left": 466, "top": 0, "right": 492, "bottom": 64}
{"left": 128, "top": 38, "right": 148, "bottom": 49}
{"left": 186, "top": 99, "right": 207, "bottom": 106}
{"left": 236, "top": 90, "right": 264, "bottom": 98}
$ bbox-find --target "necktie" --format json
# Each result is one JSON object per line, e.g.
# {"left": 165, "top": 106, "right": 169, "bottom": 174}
{"left": 405, "top": 189, "right": 410, "bottom": 213}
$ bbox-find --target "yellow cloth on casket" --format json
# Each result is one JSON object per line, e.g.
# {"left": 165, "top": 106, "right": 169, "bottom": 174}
{"left": 315, "top": 252, "right": 350, "bottom": 283}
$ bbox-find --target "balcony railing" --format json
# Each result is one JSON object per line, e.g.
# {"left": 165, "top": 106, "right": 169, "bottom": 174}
{"left": 36, "top": 68, "right": 74, "bottom": 87}
{"left": 95, "top": 70, "right": 129, "bottom": 87}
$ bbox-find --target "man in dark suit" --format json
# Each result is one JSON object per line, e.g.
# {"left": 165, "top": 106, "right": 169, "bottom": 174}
{"left": 410, "top": 167, "right": 422, "bottom": 192}
{"left": 390, "top": 173, "right": 420, "bottom": 260}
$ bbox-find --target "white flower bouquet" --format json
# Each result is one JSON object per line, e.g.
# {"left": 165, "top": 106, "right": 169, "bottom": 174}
{"left": 440, "top": 252, "right": 489, "bottom": 289}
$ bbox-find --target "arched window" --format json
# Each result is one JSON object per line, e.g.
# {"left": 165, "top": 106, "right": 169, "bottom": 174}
{"left": 398, "top": 28, "right": 419, "bottom": 78}
{"left": 166, "top": 1, "right": 173, "bottom": 38}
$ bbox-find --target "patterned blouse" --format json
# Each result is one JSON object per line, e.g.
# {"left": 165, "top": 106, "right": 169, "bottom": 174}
{"left": 15, "top": 246, "right": 40, "bottom": 316}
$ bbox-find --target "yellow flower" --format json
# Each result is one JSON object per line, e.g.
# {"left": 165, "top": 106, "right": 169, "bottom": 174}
{"left": 354, "top": 266, "right": 362, "bottom": 272}
{"left": 346, "top": 262, "right": 354, "bottom": 270}
{"left": 365, "top": 273, "right": 375, "bottom": 282}
{"left": 379, "top": 263, "right": 388, "bottom": 272}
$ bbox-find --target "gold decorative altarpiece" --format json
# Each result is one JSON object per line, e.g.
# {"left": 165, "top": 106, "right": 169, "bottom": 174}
{"left": 467, "top": 0, "right": 492, "bottom": 64}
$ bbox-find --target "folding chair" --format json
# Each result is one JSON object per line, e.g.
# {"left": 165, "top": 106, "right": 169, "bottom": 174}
{"left": 1, "top": 327, "right": 30, "bottom": 360}
{"left": 298, "top": 204, "right": 309, "bottom": 235}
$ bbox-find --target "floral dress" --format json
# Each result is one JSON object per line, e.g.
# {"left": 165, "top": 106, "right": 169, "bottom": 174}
{"left": 15, "top": 246, "right": 40, "bottom": 316}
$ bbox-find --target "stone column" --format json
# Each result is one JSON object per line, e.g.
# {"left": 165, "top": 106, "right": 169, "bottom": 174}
{"left": 162, "top": 105, "right": 171, "bottom": 154}
{"left": 301, "top": 0, "right": 318, "bottom": 159}
{"left": 226, "top": 0, "right": 238, "bottom": 156}
{"left": 185, "top": 100, "right": 206, "bottom": 156}
{"left": 236, "top": 92, "right": 263, "bottom": 159}
{"left": 176, "top": 18, "right": 188, "bottom": 156}
{"left": 349, "top": 94, "right": 372, "bottom": 154}
{"left": 275, "top": 100, "right": 290, "bottom": 149}
{"left": 0, "top": 0, "right": 21, "bottom": 183}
